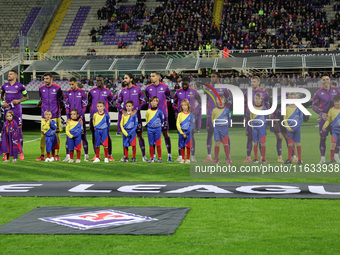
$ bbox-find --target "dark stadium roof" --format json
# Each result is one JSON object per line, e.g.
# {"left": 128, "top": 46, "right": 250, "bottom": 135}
{"left": 23, "top": 55, "right": 338, "bottom": 73}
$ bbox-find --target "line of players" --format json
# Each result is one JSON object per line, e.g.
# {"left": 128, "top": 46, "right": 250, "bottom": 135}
{"left": 34, "top": 71, "right": 178, "bottom": 163}
{"left": 0, "top": 71, "right": 199, "bottom": 163}
{"left": 200, "top": 73, "right": 340, "bottom": 165}
{"left": 1, "top": 70, "right": 340, "bottom": 164}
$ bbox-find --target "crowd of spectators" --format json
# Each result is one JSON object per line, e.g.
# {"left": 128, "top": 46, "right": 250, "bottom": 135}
{"left": 334, "top": 3, "right": 340, "bottom": 12}
{"left": 330, "top": 7, "right": 340, "bottom": 43}
{"left": 136, "top": 0, "right": 340, "bottom": 52}
{"left": 88, "top": 0, "right": 340, "bottom": 52}
{"left": 139, "top": 0, "right": 214, "bottom": 51}
{"left": 90, "top": 0, "right": 146, "bottom": 43}
{"left": 217, "top": 0, "right": 335, "bottom": 51}
{"left": 86, "top": 48, "right": 96, "bottom": 56}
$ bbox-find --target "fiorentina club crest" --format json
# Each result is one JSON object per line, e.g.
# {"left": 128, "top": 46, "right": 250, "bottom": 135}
{"left": 39, "top": 210, "right": 158, "bottom": 230}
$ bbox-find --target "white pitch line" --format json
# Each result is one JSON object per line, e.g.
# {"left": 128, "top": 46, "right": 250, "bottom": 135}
{"left": 23, "top": 138, "right": 41, "bottom": 143}
{"left": 23, "top": 133, "right": 66, "bottom": 144}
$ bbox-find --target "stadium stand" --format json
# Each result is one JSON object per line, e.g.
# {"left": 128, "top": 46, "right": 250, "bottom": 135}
{"left": 12, "top": 7, "right": 42, "bottom": 47}
{"left": 0, "top": 0, "right": 45, "bottom": 56}
{"left": 47, "top": 0, "right": 144, "bottom": 56}
{"left": 219, "top": 0, "right": 339, "bottom": 51}
{"left": 47, "top": 0, "right": 104, "bottom": 56}
{"left": 38, "top": 0, "right": 73, "bottom": 54}
{"left": 2, "top": 0, "right": 340, "bottom": 58}
{"left": 63, "top": 6, "right": 91, "bottom": 46}
{"left": 140, "top": 0, "right": 215, "bottom": 52}
{"left": 96, "top": 2, "right": 144, "bottom": 47}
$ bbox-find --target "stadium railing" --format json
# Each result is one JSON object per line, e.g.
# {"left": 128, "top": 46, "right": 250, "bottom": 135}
{"left": 19, "top": 0, "right": 63, "bottom": 54}
{"left": 140, "top": 47, "right": 340, "bottom": 58}
{"left": 18, "top": 47, "right": 340, "bottom": 61}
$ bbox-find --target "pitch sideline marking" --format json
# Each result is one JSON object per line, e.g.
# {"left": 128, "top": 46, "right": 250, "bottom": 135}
{"left": 24, "top": 133, "right": 67, "bottom": 144}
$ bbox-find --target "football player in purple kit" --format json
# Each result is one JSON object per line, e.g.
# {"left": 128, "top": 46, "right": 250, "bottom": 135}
{"left": 173, "top": 76, "right": 201, "bottom": 162}
{"left": 203, "top": 72, "right": 232, "bottom": 162}
{"left": 145, "top": 71, "right": 173, "bottom": 161}
{"left": 36, "top": 73, "right": 63, "bottom": 161}
{"left": 1, "top": 70, "right": 28, "bottom": 160}
{"left": 243, "top": 76, "right": 270, "bottom": 163}
{"left": 117, "top": 73, "right": 147, "bottom": 162}
{"left": 63, "top": 77, "right": 89, "bottom": 162}
{"left": 312, "top": 75, "right": 340, "bottom": 164}
{"left": 88, "top": 75, "right": 114, "bottom": 161}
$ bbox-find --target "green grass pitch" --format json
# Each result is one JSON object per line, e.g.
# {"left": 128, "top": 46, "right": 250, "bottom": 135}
{"left": 1, "top": 109, "right": 340, "bottom": 254}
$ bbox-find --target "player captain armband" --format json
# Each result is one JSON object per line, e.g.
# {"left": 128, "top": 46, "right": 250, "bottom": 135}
{"left": 22, "top": 90, "right": 28, "bottom": 95}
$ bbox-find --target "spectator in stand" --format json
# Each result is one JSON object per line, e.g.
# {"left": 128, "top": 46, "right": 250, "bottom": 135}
{"left": 122, "top": 41, "right": 128, "bottom": 49}
{"left": 96, "top": 34, "right": 102, "bottom": 45}
{"left": 88, "top": 78, "right": 94, "bottom": 87}
{"left": 136, "top": 80, "right": 142, "bottom": 88}
{"left": 123, "top": 23, "right": 129, "bottom": 32}
{"left": 97, "top": 8, "right": 102, "bottom": 19}
{"left": 104, "top": 77, "right": 113, "bottom": 90}
{"left": 91, "top": 1, "right": 146, "bottom": 44}
{"left": 174, "top": 82, "right": 180, "bottom": 90}
{"left": 110, "top": 26, "right": 117, "bottom": 36}
{"left": 89, "top": 27, "right": 96, "bottom": 37}
{"left": 92, "top": 35, "right": 97, "bottom": 43}
{"left": 81, "top": 77, "right": 87, "bottom": 85}
{"left": 118, "top": 40, "right": 123, "bottom": 49}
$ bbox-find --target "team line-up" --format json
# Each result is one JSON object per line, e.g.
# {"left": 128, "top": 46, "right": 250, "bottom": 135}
{"left": 0, "top": 71, "right": 339, "bottom": 165}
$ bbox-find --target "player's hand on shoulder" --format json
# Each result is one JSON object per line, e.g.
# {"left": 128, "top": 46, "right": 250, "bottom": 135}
{"left": 322, "top": 113, "right": 328, "bottom": 120}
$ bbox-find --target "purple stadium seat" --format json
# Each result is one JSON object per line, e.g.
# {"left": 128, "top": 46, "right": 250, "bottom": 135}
{"left": 63, "top": 6, "right": 91, "bottom": 47}
{"left": 12, "top": 7, "right": 42, "bottom": 47}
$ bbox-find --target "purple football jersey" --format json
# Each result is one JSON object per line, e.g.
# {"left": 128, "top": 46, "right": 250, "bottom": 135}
{"left": 1, "top": 81, "right": 27, "bottom": 122}
{"left": 64, "top": 88, "right": 87, "bottom": 118}
{"left": 312, "top": 86, "right": 340, "bottom": 115}
{"left": 39, "top": 83, "right": 64, "bottom": 119}
{"left": 244, "top": 88, "right": 270, "bottom": 116}
{"left": 117, "top": 85, "right": 146, "bottom": 112}
{"left": 145, "top": 82, "right": 172, "bottom": 117}
{"left": 88, "top": 87, "right": 114, "bottom": 118}
{"left": 205, "top": 83, "right": 232, "bottom": 117}
{"left": 173, "top": 87, "right": 201, "bottom": 115}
